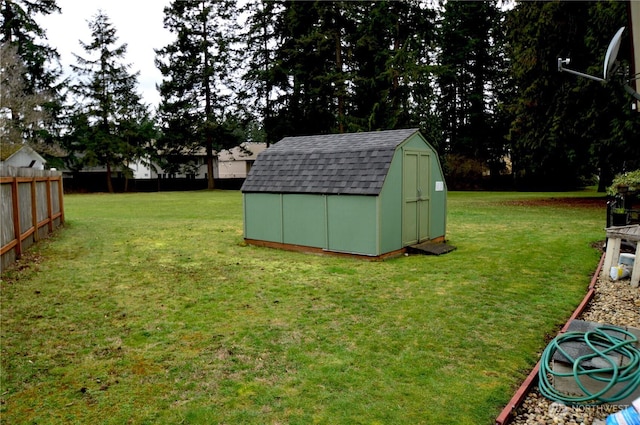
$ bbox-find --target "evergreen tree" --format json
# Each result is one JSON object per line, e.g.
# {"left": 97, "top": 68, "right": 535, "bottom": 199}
{"left": 245, "top": 1, "right": 438, "bottom": 139}
{"left": 505, "top": 1, "right": 637, "bottom": 190}
{"left": 240, "top": 0, "right": 283, "bottom": 145}
{"left": 437, "top": 0, "right": 508, "bottom": 187}
{"left": 506, "top": 1, "right": 586, "bottom": 189}
{"left": 243, "top": 1, "right": 347, "bottom": 140}
{"left": 1, "top": 0, "right": 60, "bottom": 92}
{"left": 68, "top": 10, "right": 153, "bottom": 193}
{"left": 271, "top": 1, "right": 341, "bottom": 136}
{"left": 349, "top": 1, "right": 437, "bottom": 132}
{"left": 0, "top": 42, "right": 49, "bottom": 146}
{"left": 156, "top": 0, "right": 241, "bottom": 189}
{"left": 0, "top": 0, "right": 63, "bottom": 147}
{"left": 580, "top": 1, "right": 640, "bottom": 190}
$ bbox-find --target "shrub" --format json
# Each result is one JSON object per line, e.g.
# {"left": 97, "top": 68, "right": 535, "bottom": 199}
{"left": 606, "top": 169, "right": 640, "bottom": 196}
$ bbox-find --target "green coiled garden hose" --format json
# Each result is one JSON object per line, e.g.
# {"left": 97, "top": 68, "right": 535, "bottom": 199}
{"left": 538, "top": 325, "right": 640, "bottom": 405}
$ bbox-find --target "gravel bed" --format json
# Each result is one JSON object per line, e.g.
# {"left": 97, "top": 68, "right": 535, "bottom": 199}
{"left": 509, "top": 275, "right": 640, "bottom": 425}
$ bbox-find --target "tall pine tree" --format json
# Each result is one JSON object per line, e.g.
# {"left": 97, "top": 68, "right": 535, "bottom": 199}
{"left": 1, "top": 0, "right": 60, "bottom": 92}
{"left": 242, "top": 1, "right": 439, "bottom": 139}
{"left": 156, "top": 0, "right": 241, "bottom": 189}
{"left": 348, "top": 1, "right": 437, "bottom": 132}
{"left": 505, "top": 0, "right": 637, "bottom": 190}
{"left": 240, "top": 0, "right": 283, "bottom": 145}
{"left": 437, "top": 0, "right": 507, "bottom": 188}
{"left": 272, "top": 1, "right": 341, "bottom": 136}
{"left": 580, "top": 1, "right": 640, "bottom": 190}
{"left": 67, "top": 10, "right": 153, "bottom": 193}
{"left": 0, "top": 0, "right": 63, "bottom": 149}
{"left": 0, "top": 42, "right": 50, "bottom": 146}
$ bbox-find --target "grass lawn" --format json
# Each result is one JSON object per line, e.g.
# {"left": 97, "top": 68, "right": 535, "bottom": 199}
{"left": 0, "top": 190, "right": 606, "bottom": 424}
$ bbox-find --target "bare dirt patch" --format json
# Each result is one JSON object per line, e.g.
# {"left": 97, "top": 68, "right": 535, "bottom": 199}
{"left": 0, "top": 252, "right": 45, "bottom": 285}
{"left": 502, "top": 197, "right": 607, "bottom": 209}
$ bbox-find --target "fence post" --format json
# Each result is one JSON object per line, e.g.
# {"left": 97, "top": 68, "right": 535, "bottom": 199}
{"left": 11, "top": 178, "right": 22, "bottom": 259}
{"left": 1, "top": 167, "right": 64, "bottom": 268}
{"left": 46, "top": 177, "right": 53, "bottom": 232}
{"left": 57, "top": 175, "right": 64, "bottom": 224}
{"left": 31, "top": 178, "right": 39, "bottom": 242}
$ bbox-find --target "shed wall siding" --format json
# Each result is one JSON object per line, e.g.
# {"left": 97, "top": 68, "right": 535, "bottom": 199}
{"left": 244, "top": 193, "right": 380, "bottom": 256}
{"left": 401, "top": 135, "right": 428, "bottom": 150}
{"left": 378, "top": 149, "right": 403, "bottom": 253}
{"left": 244, "top": 193, "right": 283, "bottom": 242}
{"left": 282, "top": 194, "right": 327, "bottom": 248}
{"left": 327, "top": 195, "right": 378, "bottom": 256}
{"left": 428, "top": 148, "right": 447, "bottom": 239}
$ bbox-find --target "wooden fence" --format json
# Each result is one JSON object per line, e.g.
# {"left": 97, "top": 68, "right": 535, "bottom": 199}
{"left": 1, "top": 165, "right": 64, "bottom": 271}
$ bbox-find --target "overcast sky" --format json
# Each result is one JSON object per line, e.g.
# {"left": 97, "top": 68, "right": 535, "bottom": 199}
{"left": 38, "top": 0, "right": 173, "bottom": 108}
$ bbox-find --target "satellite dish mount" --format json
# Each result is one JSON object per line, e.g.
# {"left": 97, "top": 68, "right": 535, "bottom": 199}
{"left": 557, "top": 27, "right": 640, "bottom": 100}
{"left": 557, "top": 57, "right": 606, "bottom": 82}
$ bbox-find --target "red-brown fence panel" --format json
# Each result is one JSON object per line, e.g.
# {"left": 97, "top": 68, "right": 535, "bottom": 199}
{"left": 0, "top": 165, "right": 65, "bottom": 271}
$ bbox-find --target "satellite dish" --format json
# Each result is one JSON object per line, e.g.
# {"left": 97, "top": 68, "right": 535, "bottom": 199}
{"left": 603, "top": 26, "right": 625, "bottom": 81}
{"left": 558, "top": 27, "right": 625, "bottom": 83}
{"left": 558, "top": 26, "right": 640, "bottom": 101}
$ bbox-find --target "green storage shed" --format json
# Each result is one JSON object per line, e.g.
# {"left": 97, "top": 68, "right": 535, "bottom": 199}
{"left": 241, "top": 128, "right": 447, "bottom": 258}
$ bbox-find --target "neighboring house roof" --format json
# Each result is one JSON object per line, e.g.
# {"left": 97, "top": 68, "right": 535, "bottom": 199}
{"left": 0, "top": 145, "right": 47, "bottom": 168}
{"left": 0, "top": 143, "right": 23, "bottom": 161}
{"left": 241, "top": 128, "right": 420, "bottom": 195}
{"left": 218, "top": 142, "right": 267, "bottom": 161}
{"left": 160, "top": 142, "right": 266, "bottom": 159}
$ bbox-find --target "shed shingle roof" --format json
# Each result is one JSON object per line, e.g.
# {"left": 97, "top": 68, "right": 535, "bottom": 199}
{"left": 241, "top": 128, "right": 420, "bottom": 195}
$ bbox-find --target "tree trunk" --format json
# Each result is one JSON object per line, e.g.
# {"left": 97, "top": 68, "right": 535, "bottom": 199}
{"left": 106, "top": 162, "right": 114, "bottom": 193}
{"left": 334, "top": 4, "right": 344, "bottom": 134}
{"left": 202, "top": 4, "right": 215, "bottom": 190}
{"left": 260, "top": 3, "right": 273, "bottom": 146}
{"left": 206, "top": 137, "right": 215, "bottom": 190}
{"left": 2, "top": 1, "right": 14, "bottom": 42}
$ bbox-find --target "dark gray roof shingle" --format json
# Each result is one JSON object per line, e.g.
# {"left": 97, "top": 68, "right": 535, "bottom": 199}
{"left": 241, "top": 128, "right": 419, "bottom": 195}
